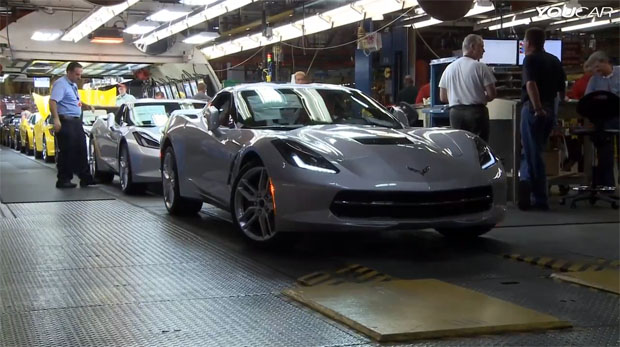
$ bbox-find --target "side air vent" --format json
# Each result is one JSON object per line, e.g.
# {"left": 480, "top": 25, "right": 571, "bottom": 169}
{"left": 354, "top": 137, "right": 412, "bottom": 145}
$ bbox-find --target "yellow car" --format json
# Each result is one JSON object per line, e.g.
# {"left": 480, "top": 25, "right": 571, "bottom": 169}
{"left": 19, "top": 112, "right": 40, "bottom": 156}
{"left": 33, "top": 113, "right": 56, "bottom": 162}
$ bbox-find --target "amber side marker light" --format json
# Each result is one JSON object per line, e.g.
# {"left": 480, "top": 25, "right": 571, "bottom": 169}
{"left": 269, "top": 179, "right": 276, "bottom": 215}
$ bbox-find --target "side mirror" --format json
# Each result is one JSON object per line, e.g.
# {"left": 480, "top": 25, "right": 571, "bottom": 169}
{"left": 98, "top": 113, "right": 112, "bottom": 121}
{"left": 205, "top": 106, "right": 220, "bottom": 132}
{"left": 391, "top": 107, "right": 410, "bottom": 128}
{"left": 107, "top": 114, "right": 117, "bottom": 130}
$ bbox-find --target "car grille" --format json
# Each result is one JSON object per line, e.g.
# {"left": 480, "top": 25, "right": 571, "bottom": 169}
{"left": 330, "top": 186, "right": 493, "bottom": 219}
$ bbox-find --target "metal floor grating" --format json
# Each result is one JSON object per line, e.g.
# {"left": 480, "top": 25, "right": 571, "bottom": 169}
{"left": 1, "top": 294, "right": 367, "bottom": 347}
{"left": 1, "top": 199, "right": 618, "bottom": 346}
{"left": 452, "top": 277, "right": 620, "bottom": 329}
{"left": 396, "top": 325, "right": 619, "bottom": 346}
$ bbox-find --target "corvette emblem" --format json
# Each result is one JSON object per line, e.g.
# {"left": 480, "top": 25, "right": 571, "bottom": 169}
{"left": 407, "top": 165, "right": 430, "bottom": 176}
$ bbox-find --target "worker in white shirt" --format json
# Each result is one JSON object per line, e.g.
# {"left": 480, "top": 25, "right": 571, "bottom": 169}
{"left": 116, "top": 83, "right": 136, "bottom": 106}
{"left": 439, "top": 34, "right": 497, "bottom": 142}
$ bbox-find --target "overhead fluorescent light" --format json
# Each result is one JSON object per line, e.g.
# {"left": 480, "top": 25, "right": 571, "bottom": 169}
{"left": 147, "top": 9, "right": 192, "bottom": 22}
{"left": 561, "top": 19, "right": 612, "bottom": 31}
{"left": 183, "top": 32, "right": 220, "bottom": 44}
{"left": 135, "top": 0, "right": 254, "bottom": 46}
{"left": 411, "top": 18, "right": 442, "bottom": 28}
{"left": 488, "top": 18, "right": 531, "bottom": 30}
{"left": 202, "top": 0, "right": 420, "bottom": 59}
{"left": 179, "top": 0, "right": 219, "bottom": 5}
{"left": 31, "top": 29, "right": 63, "bottom": 41}
{"left": 465, "top": 3, "right": 495, "bottom": 16}
{"left": 124, "top": 21, "right": 160, "bottom": 35}
{"left": 61, "top": 0, "right": 139, "bottom": 43}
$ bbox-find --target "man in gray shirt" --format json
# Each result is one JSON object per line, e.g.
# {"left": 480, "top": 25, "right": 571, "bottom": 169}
{"left": 192, "top": 82, "right": 212, "bottom": 102}
{"left": 585, "top": 51, "right": 619, "bottom": 96}
{"left": 584, "top": 51, "right": 619, "bottom": 188}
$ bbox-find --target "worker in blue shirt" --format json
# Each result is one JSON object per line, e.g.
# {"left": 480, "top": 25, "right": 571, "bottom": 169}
{"left": 49, "top": 62, "right": 95, "bottom": 189}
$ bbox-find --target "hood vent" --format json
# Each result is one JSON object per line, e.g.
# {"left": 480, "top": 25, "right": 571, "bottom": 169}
{"left": 354, "top": 137, "right": 412, "bottom": 145}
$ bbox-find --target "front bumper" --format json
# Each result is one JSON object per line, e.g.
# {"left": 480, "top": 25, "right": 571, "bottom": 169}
{"left": 270, "top": 164, "right": 506, "bottom": 233}
{"left": 128, "top": 143, "right": 161, "bottom": 183}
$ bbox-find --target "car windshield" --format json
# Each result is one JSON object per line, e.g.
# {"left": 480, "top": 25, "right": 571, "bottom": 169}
{"left": 132, "top": 102, "right": 204, "bottom": 127}
{"left": 237, "top": 86, "right": 400, "bottom": 129}
{"left": 82, "top": 110, "right": 109, "bottom": 126}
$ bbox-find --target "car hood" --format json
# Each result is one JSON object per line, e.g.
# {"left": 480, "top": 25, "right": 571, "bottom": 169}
{"left": 279, "top": 125, "right": 482, "bottom": 183}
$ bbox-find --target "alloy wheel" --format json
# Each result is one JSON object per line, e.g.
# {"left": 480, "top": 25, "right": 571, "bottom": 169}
{"left": 234, "top": 166, "right": 276, "bottom": 242}
{"left": 42, "top": 136, "right": 47, "bottom": 161}
{"left": 162, "top": 151, "right": 175, "bottom": 209}
{"left": 89, "top": 141, "right": 96, "bottom": 177}
{"left": 119, "top": 147, "right": 129, "bottom": 191}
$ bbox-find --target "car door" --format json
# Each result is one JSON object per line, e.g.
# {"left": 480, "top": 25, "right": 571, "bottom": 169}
{"left": 185, "top": 92, "right": 244, "bottom": 205}
{"left": 99, "top": 105, "right": 127, "bottom": 171}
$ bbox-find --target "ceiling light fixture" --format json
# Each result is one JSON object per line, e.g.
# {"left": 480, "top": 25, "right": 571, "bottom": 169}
{"left": 411, "top": 18, "right": 442, "bottom": 28}
{"left": 183, "top": 32, "right": 220, "bottom": 44}
{"left": 202, "top": 0, "right": 421, "bottom": 59}
{"left": 488, "top": 17, "right": 531, "bottom": 30}
{"left": 124, "top": 21, "right": 160, "bottom": 35}
{"left": 147, "top": 9, "right": 192, "bottom": 22}
{"left": 89, "top": 27, "right": 124, "bottom": 44}
{"left": 561, "top": 18, "right": 612, "bottom": 31}
{"left": 61, "top": 0, "right": 139, "bottom": 43}
{"left": 179, "top": 0, "right": 219, "bottom": 5}
{"left": 31, "top": 29, "right": 64, "bottom": 41}
{"left": 135, "top": 0, "right": 254, "bottom": 46}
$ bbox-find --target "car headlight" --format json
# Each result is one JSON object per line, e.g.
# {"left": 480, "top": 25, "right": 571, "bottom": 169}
{"left": 133, "top": 132, "right": 160, "bottom": 149}
{"left": 474, "top": 137, "right": 497, "bottom": 170}
{"left": 272, "top": 139, "right": 339, "bottom": 174}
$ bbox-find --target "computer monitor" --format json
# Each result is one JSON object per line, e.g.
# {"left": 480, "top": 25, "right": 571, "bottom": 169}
{"left": 518, "top": 40, "right": 562, "bottom": 64}
{"left": 481, "top": 39, "right": 518, "bottom": 65}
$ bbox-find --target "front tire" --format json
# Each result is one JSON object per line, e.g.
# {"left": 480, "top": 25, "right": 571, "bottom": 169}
{"left": 34, "top": 136, "right": 43, "bottom": 159}
{"left": 15, "top": 134, "right": 21, "bottom": 151}
{"left": 119, "top": 144, "right": 145, "bottom": 194}
{"left": 231, "top": 163, "right": 278, "bottom": 243}
{"left": 435, "top": 225, "right": 494, "bottom": 239}
{"left": 25, "top": 137, "right": 33, "bottom": 156}
{"left": 89, "top": 139, "right": 114, "bottom": 183}
{"left": 162, "top": 146, "right": 202, "bottom": 215}
{"left": 42, "top": 135, "right": 54, "bottom": 163}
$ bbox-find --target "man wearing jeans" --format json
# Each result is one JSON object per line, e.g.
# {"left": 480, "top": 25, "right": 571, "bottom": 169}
{"left": 519, "top": 28, "right": 566, "bottom": 210}
{"left": 49, "top": 62, "right": 95, "bottom": 189}
{"left": 439, "top": 34, "right": 497, "bottom": 142}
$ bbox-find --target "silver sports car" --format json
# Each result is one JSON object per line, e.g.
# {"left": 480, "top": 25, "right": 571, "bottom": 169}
{"left": 90, "top": 99, "right": 206, "bottom": 194}
{"left": 161, "top": 84, "right": 506, "bottom": 242}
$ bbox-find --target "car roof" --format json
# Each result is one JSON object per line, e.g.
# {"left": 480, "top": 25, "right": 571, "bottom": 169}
{"left": 128, "top": 98, "right": 208, "bottom": 106}
{"left": 222, "top": 83, "right": 355, "bottom": 93}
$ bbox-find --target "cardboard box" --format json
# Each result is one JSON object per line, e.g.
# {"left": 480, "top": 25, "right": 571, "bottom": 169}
{"left": 543, "top": 150, "right": 561, "bottom": 177}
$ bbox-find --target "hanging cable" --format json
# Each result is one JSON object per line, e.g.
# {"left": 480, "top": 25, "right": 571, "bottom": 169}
{"left": 414, "top": 27, "right": 440, "bottom": 59}
{"left": 291, "top": 45, "right": 295, "bottom": 72}
{"left": 279, "top": 6, "right": 415, "bottom": 51}
{"left": 306, "top": 48, "right": 319, "bottom": 74}
{"left": 212, "top": 46, "right": 265, "bottom": 72}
